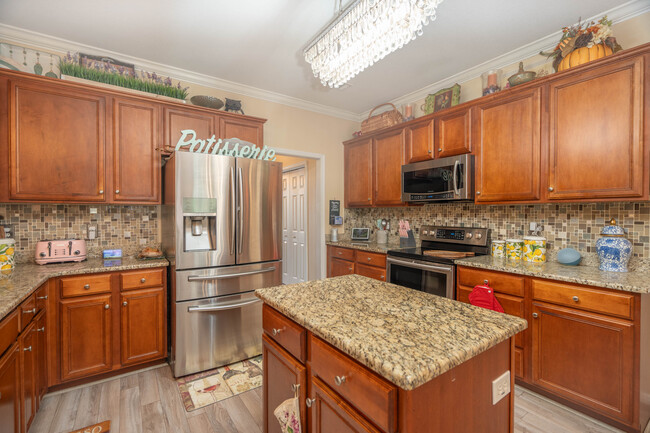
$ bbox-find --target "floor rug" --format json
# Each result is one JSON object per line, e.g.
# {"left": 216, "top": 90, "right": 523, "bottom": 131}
{"left": 176, "top": 355, "right": 263, "bottom": 412}
{"left": 69, "top": 420, "right": 111, "bottom": 433}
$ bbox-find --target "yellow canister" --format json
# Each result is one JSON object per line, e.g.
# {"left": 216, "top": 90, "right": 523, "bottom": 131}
{"left": 491, "top": 240, "right": 505, "bottom": 257}
{"left": 0, "top": 238, "right": 15, "bottom": 271}
{"left": 523, "top": 236, "right": 547, "bottom": 263}
{"left": 506, "top": 239, "right": 524, "bottom": 261}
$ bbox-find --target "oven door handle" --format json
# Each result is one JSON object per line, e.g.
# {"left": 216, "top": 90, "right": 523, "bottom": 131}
{"left": 452, "top": 159, "right": 460, "bottom": 196}
{"left": 387, "top": 257, "right": 454, "bottom": 274}
{"left": 188, "top": 298, "right": 261, "bottom": 312}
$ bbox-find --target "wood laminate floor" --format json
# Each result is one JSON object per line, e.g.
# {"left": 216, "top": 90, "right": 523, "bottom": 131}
{"left": 30, "top": 364, "right": 624, "bottom": 433}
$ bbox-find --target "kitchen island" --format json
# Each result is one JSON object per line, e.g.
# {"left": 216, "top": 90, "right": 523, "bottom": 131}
{"left": 256, "top": 274, "right": 527, "bottom": 433}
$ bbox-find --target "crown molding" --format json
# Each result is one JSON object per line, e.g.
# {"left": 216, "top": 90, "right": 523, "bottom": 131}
{"left": 360, "top": 0, "right": 650, "bottom": 118}
{"left": 0, "top": 22, "right": 361, "bottom": 122}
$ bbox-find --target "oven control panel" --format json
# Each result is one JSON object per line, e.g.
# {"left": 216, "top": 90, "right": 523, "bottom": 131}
{"left": 420, "top": 225, "right": 489, "bottom": 246}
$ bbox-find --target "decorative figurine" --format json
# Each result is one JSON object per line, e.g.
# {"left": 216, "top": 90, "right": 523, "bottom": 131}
{"left": 596, "top": 218, "right": 632, "bottom": 272}
{"left": 225, "top": 98, "right": 244, "bottom": 115}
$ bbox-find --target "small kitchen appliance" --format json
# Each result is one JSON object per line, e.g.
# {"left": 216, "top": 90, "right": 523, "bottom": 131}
{"left": 351, "top": 227, "right": 370, "bottom": 241}
{"left": 402, "top": 154, "right": 474, "bottom": 203}
{"left": 35, "top": 239, "right": 87, "bottom": 264}
{"left": 387, "top": 225, "right": 490, "bottom": 299}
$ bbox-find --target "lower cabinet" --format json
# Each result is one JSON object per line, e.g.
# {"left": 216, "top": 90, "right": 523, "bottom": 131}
{"left": 330, "top": 257, "right": 355, "bottom": 277}
{"left": 327, "top": 246, "right": 387, "bottom": 282}
{"left": 0, "top": 343, "right": 20, "bottom": 433}
{"left": 35, "top": 313, "right": 47, "bottom": 403}
{"left": 120, "top": 287, "right": 166, "bottom": 366}
{"left": 20, "top": 320, "right": 37, "bottom": 432}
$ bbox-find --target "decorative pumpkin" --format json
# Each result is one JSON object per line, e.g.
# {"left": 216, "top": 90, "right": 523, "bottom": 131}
{"left": 557, "top": 43, "right": 613, "bottom": 72}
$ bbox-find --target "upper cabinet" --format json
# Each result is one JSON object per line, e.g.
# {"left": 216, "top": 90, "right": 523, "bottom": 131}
{"left": 405, "top": 118, "right": 433, "bottom": 163}
{"left": 373, "top": 129, "right": 405, "bottom": 206}
{"left": 547, "top": 57, "right": 645, "bottom": 200}
{"left": 436, "top": 106, "right": 471, "bottom": 158}
{"left": 344, "top": 138, "right": 373, "bottom": 207}
{"left": 163, "top": 106, "right": 217, "bottom": 153}
{"left": 473, "top": 87, "right": 542, "bottom": 203}
{"left": 220, "top": 116, "right": 264, "bottom": 145}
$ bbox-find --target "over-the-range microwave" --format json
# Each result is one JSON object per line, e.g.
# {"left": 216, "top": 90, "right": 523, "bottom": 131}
{"left": 401, "top": 154, "right": 474, "bottom": 202}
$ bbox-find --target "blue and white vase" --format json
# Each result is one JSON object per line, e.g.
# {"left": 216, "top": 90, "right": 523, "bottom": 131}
{"left": 596, "top": 218, "right": 631, "bottom": 272}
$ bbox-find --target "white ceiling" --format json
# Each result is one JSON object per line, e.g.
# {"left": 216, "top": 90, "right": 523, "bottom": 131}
{"left": 0, "top": 0, "right": 638, "bottom": 114}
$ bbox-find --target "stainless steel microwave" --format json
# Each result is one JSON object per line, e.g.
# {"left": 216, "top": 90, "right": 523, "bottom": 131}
{"left": 401, "top": 154, "right": 474, "bottom": 202}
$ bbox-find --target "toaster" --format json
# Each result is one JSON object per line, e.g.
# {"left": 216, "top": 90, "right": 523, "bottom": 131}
{"left": 35, "top": 239, "right": 87, "bottom": 265}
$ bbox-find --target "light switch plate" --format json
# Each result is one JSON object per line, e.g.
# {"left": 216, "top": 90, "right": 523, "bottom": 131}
{"left": 492, "top": 371, "right": 511, "bottom": 405}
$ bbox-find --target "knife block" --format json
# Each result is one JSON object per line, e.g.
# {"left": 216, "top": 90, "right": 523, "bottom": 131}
{"left": 400, "top": 230, "right": 416, "bottom": 247}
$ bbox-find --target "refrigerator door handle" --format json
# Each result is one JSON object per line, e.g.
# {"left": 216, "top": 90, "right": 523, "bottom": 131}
{"left": 238, "top": 166, "right": 244, "bottom": 255}
{"left": 187, "top": 266, "right": 277, "bottom": 281}
{"left": 230, "top": 166, "right": 236, "bottom": 255}
{"left": 188, "top": 298, "right": 261, "bottom": 312}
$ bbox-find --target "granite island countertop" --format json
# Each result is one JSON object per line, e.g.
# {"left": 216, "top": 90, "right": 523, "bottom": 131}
{"left": 325, "top": 239, "right": 402, "bottom": 254}
{"left": 255, "top": 274, "right": 527, "bottom": 390}
{"left": 455, "top": 255, "right": 650, "bottom": 294}
{"left": 0, "top": 257, "right": 169, "bottom": 321}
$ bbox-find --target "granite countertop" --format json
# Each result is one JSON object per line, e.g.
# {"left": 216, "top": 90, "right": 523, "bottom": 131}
{"left": 326, "top": 239, "right": 403, "bottom": 254}
{"left": 256, "top": 274, "right": 527, "bottom": 390}
{"left": 0, "top": 257, "right": 169, "bottom": 321}
{"left": 455, "top": 255, "right": 650, "bottom": 294}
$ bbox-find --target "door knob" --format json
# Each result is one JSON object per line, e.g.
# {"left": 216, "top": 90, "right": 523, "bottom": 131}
{"left": 476, "top": 191, "right": 481, "bottom": 195}
{"left": 532, "top": 313, "right": 538, "bottom": 318}
{"left": 123, "top": 301, "right": 128, "bottom": 307}
{"left": 115, "top": 189, "right": 120, "bottom": 194}
{"left": 548, "top": 187, "right": 554, "bottom": 192}
{"left": 99, "top": 190, "right": 104, "bottom": 194}
{"left": 572, "top": 296, "right": 579, "bottom": 302}
{"left": 104, "top": 304, "right": 110, "bottom": 310}
{"left": 438, "top": 148, "right": 442, "bottom": 152}
{"left": 367, "top": 258, "right": 371, "bottom": 261}
{"left": 141, "top": 278, "right": 146, "bottom": 283}
{"left": 84, "top": 284, "right": 90, "bottom": 289}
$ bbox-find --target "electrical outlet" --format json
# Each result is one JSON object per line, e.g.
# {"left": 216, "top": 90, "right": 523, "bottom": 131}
{"left": 88, "top": 225, "right": 97, "bottom": 240}
{"left": 90, "top": 207, "right": 98, "bottom": 214}
{"left": 492, "top": 371, "right": 511, "bottom": 405}
{"left": 142, "top": 215, "right": 149, "bottom": 222}
{"left": 124, "top": 231, "right": 131, "bottom": 239}
{"left": 139, "top": 239, "right": 147, "bottom": 245}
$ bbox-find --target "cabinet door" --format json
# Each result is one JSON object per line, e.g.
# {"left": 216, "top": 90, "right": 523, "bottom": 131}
{"left": 219, "top": 116, "right": 263, "bottom": 145}
{"left": 473, "top": 88, "right": 541, "bottom": 202}
{"left": 9, "top": 80, "right": 106, "bottom": 202}
{"left": 35, "top": 313, "right": 47, "bottom": 404}
{"left": 436, "top": 106, "right": 471, "bottom": 157}
{"left": 112, "top": 98, "right": 161, "bottom": 203}
{"left": 120, "top": 287, "right": 166, "bottom": 366}
{"left": 20, "top": 321, "right": 36, "bottom": 433}
{"left": 405, "top": 119, "right": 433, "bottom": 163}
{"left": 0, "top": 343, "right": 20, "bottom": 433}
{"left": 263, "top": 335, "right": 306, "bottom": 433}
{"left": 60, "top": 295, "right": 112, "bottom": 382}
{"left": 344, "top": 139, "right": 373, "bottom": 207}
{"left": 373, "top": 129, "right": 405, "bottom": 206}
{"left": 330, "top": 258, "right": 355, "bottom": 277}
{"left": 532, "top": 302, "right": 634, "bottom": 424}
{"left": 163, "top": 107, "right": 217, "bottom": 152}
{"left": 355, "top": 263, "right": 385, "bottom": 282}
{"left": 310, "top": 376, "right": 381, "bottom": 433}
{"left": 548, "top": 57, "right": 645, "bottom": 200}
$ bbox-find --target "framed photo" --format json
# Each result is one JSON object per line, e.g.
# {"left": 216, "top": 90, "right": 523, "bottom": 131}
{"left": 79, "top": 53, "right": 135, "bottom": 76}
{"left": 423, "top": 83, "right": 461, "bottom": 114}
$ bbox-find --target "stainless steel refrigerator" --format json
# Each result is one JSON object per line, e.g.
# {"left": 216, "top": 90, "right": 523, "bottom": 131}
{"left": 162, "top": 151, "right": 282, "bottom": 377}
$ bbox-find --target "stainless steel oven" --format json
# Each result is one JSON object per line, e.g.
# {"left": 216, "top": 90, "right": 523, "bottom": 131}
{"left": 386, "top": 256, "right": 455, "bottom": 299}
{"left": 402, "top": 154, "right": 474, "bottom": 202}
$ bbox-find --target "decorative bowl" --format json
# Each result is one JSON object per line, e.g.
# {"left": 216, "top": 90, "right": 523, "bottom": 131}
{"left": 508, "top": 62, "right": 536, "bottom": 87}
{"left": 557, "top": 248, "right": 582, "bottom": 266}
{"left": 190, "top": 95, "right": 224, "bottom": 110}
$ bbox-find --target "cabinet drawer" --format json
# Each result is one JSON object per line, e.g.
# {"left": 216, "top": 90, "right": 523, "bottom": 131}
{"left": 60, "top": 274, "right": 112, "bottom": 298}
{"left": 0, "top": 309, "right": 19, "bottom": 357}
{"left": 120, "top": 269, "right": 164, "bottom": 291}
{"left": 262, "top": 305, "right": 306, "bottom": 363}
{"left": 355, "top": 263, "right": 386, "bottom": 282}
{"left": 457, "top": 267, "right": 525, "bottom": 297}
{"left": 355, "top": 251, "right": 386, "bottom": 268}
{"left": 310, "top": 335, "right": 397, "bottom": 433}
{"left": 531, "top": 279, "right": 634, "bottom": 320}
{"left": 19, "top": 294, "right": 37, "bottom": 331}
{"left": 330, "top": 246, "right": 355, "bottom": 261}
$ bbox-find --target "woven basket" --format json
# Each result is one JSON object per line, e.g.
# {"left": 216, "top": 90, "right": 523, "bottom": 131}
{"left": 361, "top": 103, "right": 403, "bottom": 134}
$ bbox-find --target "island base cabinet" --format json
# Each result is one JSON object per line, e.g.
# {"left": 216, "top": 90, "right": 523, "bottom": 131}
{"left": 0, "top": 343, "right": 20, "bottom": 433}
{"left": 310, "top": 376, "right": 381, "bottom": 433}
{"left": 262, "top": 334, "right": 306, "bottom": 433}
{"left": 531, "top": 302, "right": 635, "bottom": 426}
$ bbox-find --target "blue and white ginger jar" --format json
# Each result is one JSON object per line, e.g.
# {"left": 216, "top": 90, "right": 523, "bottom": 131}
{"left": 596, "top": 218, "right": 631, "bottom": 272}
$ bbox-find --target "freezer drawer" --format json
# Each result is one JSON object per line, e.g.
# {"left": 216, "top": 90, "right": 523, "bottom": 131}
{"left": 175, "top": 261, "right": 281, "bottom": 302}
{"left": 172, "top": 292, "right": 262, "bottom": 377}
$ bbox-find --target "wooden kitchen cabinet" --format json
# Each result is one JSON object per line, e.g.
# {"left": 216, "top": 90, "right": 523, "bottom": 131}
{"left": 120, "top": 287, "right": 166, "bottom": 366}
{"left": 531, "top": 302, "right": 634, "bottom": 424}
{"left": 35, "top": 313, "right": 47, "bottom": 403}
{"left": 547, "top": 56, "right": 646, "bottom": 200}
{"left": 0, "top": 343, "right": 20, "bottom": 433}
{"left": 59, "top": 294, "right": 113, "bottom": 382}
{"left": 327, "top": 246, "right": 387, "bottom": 282}
{"left": 163, "top": 106, "right": 216, "bottom": 152}
{"left": 373, "top": 129, "right": 405, "bottom": 206}
{"left": 435, "top": 106, "right": 471, "bottom": 158}
{"left": 20, "top": 320, "right": 37, "bottom": 433}
{"left": 112, "top": 97, "right": 161, "bottom": 203}
{"left": 220, "top": 116, "right": 264, "bottom": 145}
{"left": 473, "top": 87, "right": 542, "bottom": 203}
{"left": 344, "top": 138, "right": 373, "bottom": 207}
{"left": 262, "top": 334, "right": 307, "bottom": 433}
{"left": 7, "top": 78, "right": 106, "bottom": 202}
{"left": 405, "top": 119, "right": 434, "bottom": 163}
{"left": 330, "top": 257, "right": 355, "bottom": 277}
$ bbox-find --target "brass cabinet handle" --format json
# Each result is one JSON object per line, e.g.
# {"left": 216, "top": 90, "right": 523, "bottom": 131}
{"left": 84, "top": 284, "right": 90, "bottom": 290}
{"left": 532, "top": 313, "right": 538, "bottom": 318}
{"left": 306, "top": 398, "right": 315, "bottom": 408}
{"left": 334, "top": 375, "right": 347, "bottom": 386}
{"left": 140, "top": 278, "right": 146, "bottom": 283}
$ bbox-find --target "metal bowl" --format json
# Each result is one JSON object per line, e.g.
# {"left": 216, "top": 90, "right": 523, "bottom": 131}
{"left": 508, "top": 62, "right": 536, "bottom": 87}
{"left": 190, "top": 95, "right": 224, "bottom": 110}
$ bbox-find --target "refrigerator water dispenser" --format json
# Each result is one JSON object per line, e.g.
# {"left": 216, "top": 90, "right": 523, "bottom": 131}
{"left": 182, "top": 198, "right": 217, "bottom": 252}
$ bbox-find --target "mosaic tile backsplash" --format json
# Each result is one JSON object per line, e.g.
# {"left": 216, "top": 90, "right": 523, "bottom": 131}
{"left": 345, "top": 202, "right": 650, "bottom": 260}
{"left": 0, "top": 204, "right": 160, "bottom": 263}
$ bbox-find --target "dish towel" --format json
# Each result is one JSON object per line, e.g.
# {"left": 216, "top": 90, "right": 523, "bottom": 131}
{"left": 469, "top": 283, "right": 505, "bottom": 313}
{"left": 274, "top": 397, "right": 302, "bottom": 433}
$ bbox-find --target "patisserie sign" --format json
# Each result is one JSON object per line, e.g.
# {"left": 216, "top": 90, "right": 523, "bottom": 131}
{"left": 175, "top": 129, "right": 276, "bottom": 161}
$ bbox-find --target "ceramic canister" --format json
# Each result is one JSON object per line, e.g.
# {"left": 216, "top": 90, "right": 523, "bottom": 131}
{"left": 491, "top": 240, "right": 505, "bottom": 257}
{"left": 0, "top": 238, "right": 15, "bottom": 270}
{"left": 523, "top": 236, "right": 546, "bottom": 263}
{"left": 596, "top": 218, "right": 632, "bottom": 272}
{"left": 506, "top": 239, "right": 524, "bottom": 261}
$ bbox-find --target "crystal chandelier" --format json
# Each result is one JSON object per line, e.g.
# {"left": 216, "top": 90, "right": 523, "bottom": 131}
{"left": 304, "top": 0, "right": 443, "bottom": 88}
